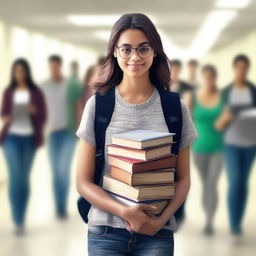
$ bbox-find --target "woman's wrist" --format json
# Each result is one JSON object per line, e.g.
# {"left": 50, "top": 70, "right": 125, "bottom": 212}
{"left": 118, "top": 205, "right": 129, "bottom": 219}
{"left": 158, "top": 206, "right": 174, "bottom": 225}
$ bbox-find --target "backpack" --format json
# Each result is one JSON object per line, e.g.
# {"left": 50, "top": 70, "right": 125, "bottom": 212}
{"left": 77, "top": 85, "right": 182, "bottom": 223}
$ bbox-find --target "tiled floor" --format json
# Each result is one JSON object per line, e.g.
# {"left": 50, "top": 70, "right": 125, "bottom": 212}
{"left": 0, "top": 147, "right": 255, "bottom": 256}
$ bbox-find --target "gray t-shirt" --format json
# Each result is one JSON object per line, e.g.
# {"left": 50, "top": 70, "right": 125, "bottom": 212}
{"left": 224, "top": 87, "right": 256, "bottom": 146}
{"left": 41, "top": 78, "right": 68, "bottom": 132}
{"left": 76, "top": 86, "right": 198, "bottom": 231}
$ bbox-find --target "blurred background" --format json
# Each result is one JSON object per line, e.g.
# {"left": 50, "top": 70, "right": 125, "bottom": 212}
{"left": 0, "top": 0, "right": 255, "bottom": 255}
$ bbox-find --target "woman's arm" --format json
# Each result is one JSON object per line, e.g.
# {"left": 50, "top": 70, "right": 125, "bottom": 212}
{"left": 76, "top": 139, "right": 156, "bottom": 222}
{"left": 1, "top": 89, "right": 12, "bottom": 125}
{"left": 215, "top": 107, "right": 234, "bottom": 131}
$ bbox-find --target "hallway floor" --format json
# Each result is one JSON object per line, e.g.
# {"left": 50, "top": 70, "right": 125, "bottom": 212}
{"left": 0, "top": 147, "right": 255, "bottom": 256}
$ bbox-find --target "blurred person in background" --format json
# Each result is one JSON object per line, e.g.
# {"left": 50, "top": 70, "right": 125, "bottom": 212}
{"left": 186, "top": 59, "right": 199, "bottom": 88}
{"left": 83, "top": 64, "right": 97, "bottom": 104}
{"left": 67, "top": 60, "right": 83, "bottom": 135}
{"left": 83, "top": 56, "right": 105, "bottom": 104}
{"left": 170, "top": 59, "right": 194, "bottom": 98}
{"left": 186, "top": 64, "right": 224, "bottom": 236}
{"left": 42, "top": 55, "right": 76, "bottom": 219}
{"left": 215, "top": 54, "right": 256, "bottom": 239}
{"left": 0, "top": 58, "right": 47, "bottom": 235}
{"left": 170, "top": 59, "right": 194, "bottom": 229}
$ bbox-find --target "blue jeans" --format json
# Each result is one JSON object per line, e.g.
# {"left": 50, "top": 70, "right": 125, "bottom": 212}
{"left": 224, "top": 144, "right": 256, "bottom": 234}
{"left": 49, "top": 129, "right": 76, "bottom": 216}
{"left": 2, "top": 134, "right": 36, "bottom": 226}
{"left": 88, "top": 226, "right": 174, "bottom": 256}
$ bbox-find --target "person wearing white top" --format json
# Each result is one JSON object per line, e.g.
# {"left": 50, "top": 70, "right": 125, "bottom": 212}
{"left": 0, "top": 58, "right": 46, "bottom": 235}
{"left": 41, "top": 55, "right": 76, "bottom": 219}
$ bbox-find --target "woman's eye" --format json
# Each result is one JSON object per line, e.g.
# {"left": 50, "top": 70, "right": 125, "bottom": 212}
{"left": 121, "top": 48, "right": 132, "bottom": 54}
{"left": 139, "top": 47, "right": 150, "bottom": 53}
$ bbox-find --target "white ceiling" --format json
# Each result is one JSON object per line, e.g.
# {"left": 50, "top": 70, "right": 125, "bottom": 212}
{"left": 0, "top": 0, "right": 255, "bottom": 56}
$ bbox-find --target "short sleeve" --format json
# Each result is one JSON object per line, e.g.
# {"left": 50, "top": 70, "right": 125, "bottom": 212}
{"left": 179, "top": 99, "right": 198, "bottom": 150}
{"left": 76, "top": 95, "right": 96, "bottom": 146}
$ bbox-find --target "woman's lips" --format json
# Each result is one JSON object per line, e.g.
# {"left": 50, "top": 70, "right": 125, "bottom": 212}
{"left": 127, "top": 64, "right": 144, "bottom": 70}
{"left": 127, "top": 64, "right": 144, "bottom": 66}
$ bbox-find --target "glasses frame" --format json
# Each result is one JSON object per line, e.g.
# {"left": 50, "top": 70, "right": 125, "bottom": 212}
{"left": 116, "top": 45, "right": 154, "bottom": 59}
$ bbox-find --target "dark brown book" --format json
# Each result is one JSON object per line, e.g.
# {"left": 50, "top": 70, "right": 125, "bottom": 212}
{"left": 108, "top": 154, "right": 177, "bottom": 173}
{"left": 109, "top": 166, "right": 175, "bottom": 186}
{"left": 103, "top": 175, "right": 175, "bottom": 202}
{"left": 107, "top": 143, "right": 172, "bottom": 160}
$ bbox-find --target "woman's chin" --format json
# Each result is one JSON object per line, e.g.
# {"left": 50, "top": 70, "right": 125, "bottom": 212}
{"left": 124, "top": 69, "right": 147, "bottom": 78}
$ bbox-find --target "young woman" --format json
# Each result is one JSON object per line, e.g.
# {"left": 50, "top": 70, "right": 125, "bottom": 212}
{"left": 76, "top": 13, "right": 198, "bottom": 255}
{"left": 216, "top": 54, "right": 256, "bottom": 238}
{"left": 186, "top": 65, "right": 224, "bottom": 235}
{"left": 0, "top": 58, "right": 47, "bottom": 235}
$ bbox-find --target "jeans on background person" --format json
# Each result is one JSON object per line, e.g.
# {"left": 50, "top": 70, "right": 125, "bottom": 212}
{"left": 88, "top": 225, "right": 174, "bottom": 256}
{"left": 49, "top": 129, "right": 76, "bottom": 217}
{"left": 224, "top": 144, "right": 256, "bottom": 234}
{"left": 2, "top": 134, "right": 36, "bottom": 227}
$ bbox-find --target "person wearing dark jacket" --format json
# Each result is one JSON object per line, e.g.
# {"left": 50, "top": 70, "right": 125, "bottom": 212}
{"left": 170, "top": 59, "right": 194, "bottom": 98}
{"left": 0, "top": 58, "right": 47, "bottom": 235}
{"left": 216, "top": 54, "right": 256, "bottom": 240}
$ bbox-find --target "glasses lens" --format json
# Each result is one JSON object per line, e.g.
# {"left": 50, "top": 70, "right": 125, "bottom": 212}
{"left": 119, "top": 47, "right": 132, "bottom": 59}
{"left": 138, "top": 46, "right": 152, "bottom": 58}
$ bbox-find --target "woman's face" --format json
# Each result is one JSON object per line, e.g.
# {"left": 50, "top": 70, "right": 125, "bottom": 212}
{"left": 14, "top": 64, "right": 27, "bottom": 84}
{"left": 114, "top": 29, "right": 156, "bottom": 78}
{"left": 202, "top": 70, "right": 216, "bottom": 89}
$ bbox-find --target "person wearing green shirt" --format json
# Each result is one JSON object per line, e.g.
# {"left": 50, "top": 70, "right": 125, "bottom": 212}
{"left": 186, "top": 64, "right": 224, "bottom": 236}
{"left": 67, "top": 61, "right": 84, "bottom": 136}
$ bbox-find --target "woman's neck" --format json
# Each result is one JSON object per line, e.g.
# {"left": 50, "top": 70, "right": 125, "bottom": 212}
{"left": 118, "top": 73, "right": 154, "bottom": 95}
{"left": 199, "top": 84, "right": 217, "bottom": 95}
{"left": 117, "top": 73, "right": 154, "bottom": 104}
{"left": 16, "top": 83, "right": 28, "bottom": 90}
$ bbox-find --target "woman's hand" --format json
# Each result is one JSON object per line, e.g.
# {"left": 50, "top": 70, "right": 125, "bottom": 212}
{"left": 26, "top": 104, "right": 37, "bottom": 114}
{"left": 122, "top": 204, "right": 165, "bottom": 235}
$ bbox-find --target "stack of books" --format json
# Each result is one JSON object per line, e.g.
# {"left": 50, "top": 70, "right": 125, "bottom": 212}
{"left": 102, "top": 129, "right": 177, "bottom": 215}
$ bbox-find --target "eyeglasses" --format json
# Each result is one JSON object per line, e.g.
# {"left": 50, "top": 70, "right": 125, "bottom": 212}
{"left": 116, "top": 45, "right": 154, "bottom": 59}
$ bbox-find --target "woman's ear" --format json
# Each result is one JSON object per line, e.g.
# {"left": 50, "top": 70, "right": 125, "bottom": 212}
{"left": 153, "top": 52, "right": 156, "bottom": 57}
{"left": 113, "top": 50, "right": 117, "bottom": 58}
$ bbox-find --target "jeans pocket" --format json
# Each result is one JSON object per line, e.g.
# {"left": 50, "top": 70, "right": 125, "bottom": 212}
{"left": 88, "top": 225, "right": 108, "bottom": 237}
{"left": 155, "top": 229, "right": 173, "bottom": 239}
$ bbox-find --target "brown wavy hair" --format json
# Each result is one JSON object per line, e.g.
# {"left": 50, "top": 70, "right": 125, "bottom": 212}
{"left": 91, "top": 13, "right": 171, "bottom": 95}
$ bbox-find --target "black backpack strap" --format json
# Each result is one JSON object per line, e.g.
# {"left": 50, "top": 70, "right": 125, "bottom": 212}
{"left": 157, "top": 87, "right": 183, "bottom": 225}
{"left": 94, "top": 86, "right": 116, "bottom": 184}
{"left": 77, "top": 86, "right": 116, "bottom": 223}
{"left": 157, "top": 87, "right": 182, "bottom": 154}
